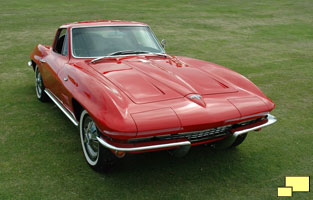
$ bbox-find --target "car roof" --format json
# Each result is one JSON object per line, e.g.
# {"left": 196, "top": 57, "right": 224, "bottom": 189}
{"left": 60, "top": 20, "right": 148, "bottom": 29}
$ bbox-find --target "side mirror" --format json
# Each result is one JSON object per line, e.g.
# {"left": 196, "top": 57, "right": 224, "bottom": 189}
{"left": 161, "top": 39, "right": 166, "bottom": 49}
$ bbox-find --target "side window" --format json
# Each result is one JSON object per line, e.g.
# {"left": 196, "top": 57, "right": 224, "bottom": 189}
{"left": 53, "top": 29, "right": 68, "bottom": 56}
{"left": 61, "top": 32, "right": 68, "bottom": 56}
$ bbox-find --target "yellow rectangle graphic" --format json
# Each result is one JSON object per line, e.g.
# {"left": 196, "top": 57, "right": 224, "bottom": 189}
{"left": 278, "top": 187, "right": 292, "bottom": 197}
{"left": 285, "top": 176, "right": 310, "bottom": 192}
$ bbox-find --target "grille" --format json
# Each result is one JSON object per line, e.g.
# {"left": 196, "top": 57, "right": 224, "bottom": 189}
{"left": 129, "top": 117, "right": 265, "bottom": 144}
{"left": 156, "top": 125, "right": 231, "bottom": 142}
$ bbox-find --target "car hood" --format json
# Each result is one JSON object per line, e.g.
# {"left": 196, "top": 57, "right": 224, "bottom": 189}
{"left": 89, "top": 56, "right": 238, "bottom": 104}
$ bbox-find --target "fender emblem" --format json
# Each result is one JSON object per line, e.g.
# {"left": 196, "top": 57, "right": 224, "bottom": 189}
{"left": 189, "top": 94, "right": 202, "bottom": 100}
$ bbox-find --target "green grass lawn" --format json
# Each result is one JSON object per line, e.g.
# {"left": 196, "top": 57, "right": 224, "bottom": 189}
{"left": 1, "top": 0, "right": 313, "bottom": 199}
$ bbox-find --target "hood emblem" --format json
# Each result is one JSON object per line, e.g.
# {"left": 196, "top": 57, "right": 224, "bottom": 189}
{"left": 189, "top": 94, "right": 202, "bottom": 100}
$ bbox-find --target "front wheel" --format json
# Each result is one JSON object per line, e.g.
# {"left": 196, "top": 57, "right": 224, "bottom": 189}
{"left": 79, "top": 110, "right": 116, "bottom": 170}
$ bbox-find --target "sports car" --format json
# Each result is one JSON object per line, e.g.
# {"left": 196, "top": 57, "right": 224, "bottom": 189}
{"left": 28, "top": 20, "right": 276, "bottom": 170}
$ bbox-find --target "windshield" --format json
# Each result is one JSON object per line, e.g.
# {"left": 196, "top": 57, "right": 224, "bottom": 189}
{"left": 71, "top": 26, "right": 164, "bottom": 57}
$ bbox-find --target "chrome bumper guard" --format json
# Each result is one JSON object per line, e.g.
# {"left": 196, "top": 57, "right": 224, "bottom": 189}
{"left": 96, "top": 137, "right": 191, "bottom": 152}
{"left": 233, "top": 114, "right": 277, "bottom": 137}
{"left": 96, "top": 114, "right": 276, "bottom": 152}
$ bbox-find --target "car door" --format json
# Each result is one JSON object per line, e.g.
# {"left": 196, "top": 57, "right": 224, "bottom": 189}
{"left": 53, "top": 29, "right": 76, "bottom": 112}
{"left": 41, "top": 28, "right": 69, "bottom": 100}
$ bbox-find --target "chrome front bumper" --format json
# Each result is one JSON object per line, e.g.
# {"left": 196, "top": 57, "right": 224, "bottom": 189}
{"left": 96, "top": 114, "right": 277, "bottom": 152}
{"left": 233, "top": 114, "right": 277, "bottom": 137}
{"left": 96, "top": 137, "right": 191, "bottom": 152}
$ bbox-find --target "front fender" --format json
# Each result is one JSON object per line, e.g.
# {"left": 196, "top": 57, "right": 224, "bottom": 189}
{"left": 64, "top": 62, "right": 137, "bottom": 140}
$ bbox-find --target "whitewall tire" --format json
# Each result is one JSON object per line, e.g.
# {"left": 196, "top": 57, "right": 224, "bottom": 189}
{"left": 79, "top": 110, "right": 117, "bottom": 170}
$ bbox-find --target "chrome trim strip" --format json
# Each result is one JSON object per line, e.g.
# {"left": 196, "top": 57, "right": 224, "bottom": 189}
{"left": 70, "top": 25, "right": 165, "bottom": 59}
{"left": 233, "top": 114, "right": 277, "bottom": 137}
{"left": 44, "top": 89, "right": 79, "bottom": 126}
{"left": 96, "top": 136, "right": 191, "bottom": 152}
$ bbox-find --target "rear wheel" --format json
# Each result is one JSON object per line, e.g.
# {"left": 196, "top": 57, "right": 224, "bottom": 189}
{"left": 230, "top": 134, "right": 247, "bottom": 147}
{"left": 212, "top": 133, "right": 247, "bottom": 149}
{"left": 168, "top": 145, "right": 191, "bottom": 157}
{"left": 35, "top": 66, "right": 49, "bottom": 102}
{"left": 79, "top": 110, "right": 116, "bottom": 171}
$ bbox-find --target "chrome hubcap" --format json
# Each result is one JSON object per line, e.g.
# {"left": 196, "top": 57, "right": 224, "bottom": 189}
{"left": 83, "top": 116, "right": 99, "bottom": 161}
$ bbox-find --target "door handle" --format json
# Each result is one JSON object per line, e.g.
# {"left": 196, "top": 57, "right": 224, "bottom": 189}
{"left": 39, "top": 58, "right": 46, "bottom": 63}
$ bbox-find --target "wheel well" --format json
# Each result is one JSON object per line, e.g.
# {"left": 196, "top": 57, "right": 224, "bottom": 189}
{"left": 72, "top": 98, "right": 84, "bottom": 121}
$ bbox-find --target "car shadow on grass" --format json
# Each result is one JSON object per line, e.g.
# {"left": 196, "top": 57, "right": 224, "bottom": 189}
{"left": 89, "top": 145, "right": 263, "bottom": 198}
{"left": 102, "top": 145, "right": 246, "bottom": 179}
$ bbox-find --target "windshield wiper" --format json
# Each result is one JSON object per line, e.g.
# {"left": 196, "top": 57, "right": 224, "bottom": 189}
{"left": 90, "top": 51, "right": 167, "bottom": 63}
{"left": 91, "top": 51, "right": 148, "bottom": 63}
{"left": 109, "top": 50, "right": 168, "bottom": 57}
{"left": 108, "top": 50, "right": 161, "bottom": 56}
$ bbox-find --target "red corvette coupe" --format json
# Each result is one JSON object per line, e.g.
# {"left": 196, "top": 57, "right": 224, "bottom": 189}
{"left": 28, "top": 20, "right": 276, "bottom": 170}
